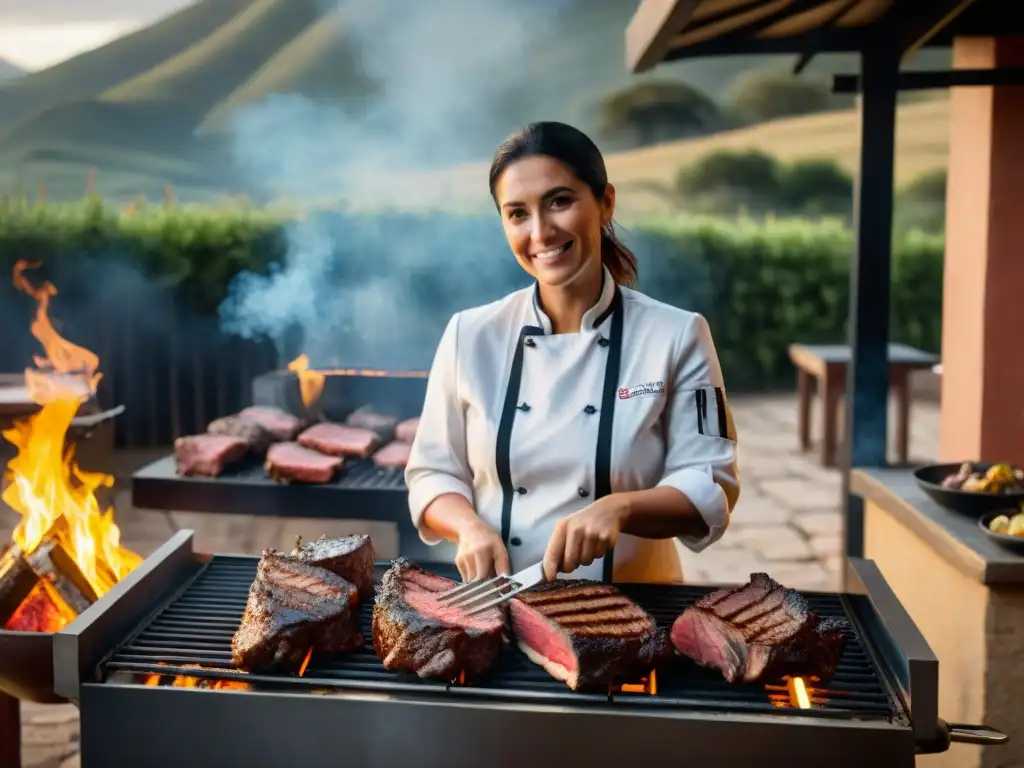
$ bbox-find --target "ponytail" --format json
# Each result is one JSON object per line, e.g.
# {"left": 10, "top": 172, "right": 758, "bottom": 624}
{"left": 600, "top": 222, "right": 638, "bottom": 288}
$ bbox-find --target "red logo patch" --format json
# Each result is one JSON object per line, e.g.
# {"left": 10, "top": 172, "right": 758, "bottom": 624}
{"left": 618, "top": 387, "right": 631, "bottom": 400}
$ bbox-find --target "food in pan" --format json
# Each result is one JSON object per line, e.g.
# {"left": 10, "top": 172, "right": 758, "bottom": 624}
{"left": 372, "top": 558, "right": 505, "bottom": 681}
{"left": 941, "top": 462, "right": 1024, "bottom": 493}
{"left": 345, "top": 406, "right": 399, "bottom": 439}
{"left": 297, "top": 423, "right": 380, "bottom": 459}
{"left": 372, "top": 441, "right": 412, "bottom": 468}
{"left": 232, "top": 550, "right": 363, "bottom": 672}
{"left": 238, "top": 406, "right": 305, "bottom": 442}
{"left": 987, "top": 504, "right": 1024, "bottom": 536}
{"left": 265, "top": 442, "right": 343, "bottom": 484}
{"left": 509, "top": 581, "right": 672, "bottom": 691}
{"left": 291, "top": 534, "right": 376, "bottom": 600}
{"left": 174, "top": 434, "right": 247, "bottom": 477}
{"left": 395, "top": 417, "right": 419, "bottom": 443}
{"left": 670, "top": 573, "right": 848, "bottom": 685}
{"left": 207, "top": 414, "right": 276, "bottom": 456}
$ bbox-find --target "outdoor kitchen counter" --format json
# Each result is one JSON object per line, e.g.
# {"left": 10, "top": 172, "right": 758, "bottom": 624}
{"left": 851, "top": 468, "right": 1024, "bottom": 768}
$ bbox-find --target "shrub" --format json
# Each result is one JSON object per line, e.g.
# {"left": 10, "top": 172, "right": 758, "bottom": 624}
{"left": 599, "top": 80, "right": 722, "bottom": 148}
{"left": 726, "top": 69, "right": 853, "bottom": 125}
{"left": 777, "top": 159, "right": 853, "bottom": 217}
{"left": 675, "top": 149, "right": 780, "bottom": 213}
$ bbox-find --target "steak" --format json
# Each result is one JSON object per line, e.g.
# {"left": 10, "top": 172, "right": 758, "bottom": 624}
{"left": 345, "top": 406, "right": 398, "bottom": 440}
{"left": 395, "top": 417, "right": 419, "bottom": 443}
{"left": 510, "top": 580, "right": 672, "bottom": 692}
{"left": 291, "top": 534, "right": 376, "bottom": 600}
{"left": 265, "top": 442, "right": 343, "bottom": 484}
{"left": 174, "top": 434, "right": 247, "bottom": 477}
{"left": 207, "top": 415, "right": 275, "bottom": 455}
{"left": 670, "top": 573, "right": 849, "bottom": 684}
{"left": 372, "top": 559, "right": 504, "bottom": 681}
{"left": 297, "top": 423, "right": 379, "bottom": 459}
{"left": 372, "top": 441, "right": 412, "bottom": 468}
{"left": 231, "top": 550, "right": 362, "bottom": 672}
{"left": 239, "top": 406, "right": 304, "bottom": 441}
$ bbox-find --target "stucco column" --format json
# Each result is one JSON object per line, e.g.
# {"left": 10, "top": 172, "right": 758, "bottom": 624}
{"left": 939, "top": 36, "right": 1024, "bottom": 466}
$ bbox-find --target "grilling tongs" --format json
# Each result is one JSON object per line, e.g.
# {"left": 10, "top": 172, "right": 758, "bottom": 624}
{"left": 437, "top": 562, "right": 545, "bottom": 616}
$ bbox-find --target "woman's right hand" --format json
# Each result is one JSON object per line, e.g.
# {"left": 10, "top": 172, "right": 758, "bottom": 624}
{"left": 454, "top": 517, "right": 511, "bottom": 582}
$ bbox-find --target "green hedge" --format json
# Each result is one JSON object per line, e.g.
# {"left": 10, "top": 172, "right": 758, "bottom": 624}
{"left": 0, "top": 199, "right": 944, "bottom": 391}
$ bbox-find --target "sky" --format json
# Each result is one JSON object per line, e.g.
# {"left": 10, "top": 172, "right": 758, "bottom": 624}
{"left": 0, "top": 0, "right": 192, "bottom": 70}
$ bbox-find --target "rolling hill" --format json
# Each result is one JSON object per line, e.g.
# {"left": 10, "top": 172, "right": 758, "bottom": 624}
{"left": 0, "top": 58, "right": 22, "bottom": 81}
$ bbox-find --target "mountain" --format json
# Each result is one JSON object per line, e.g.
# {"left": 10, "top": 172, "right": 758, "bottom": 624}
{"left": 0, "top": 58, "right": 23, "bottom": 81}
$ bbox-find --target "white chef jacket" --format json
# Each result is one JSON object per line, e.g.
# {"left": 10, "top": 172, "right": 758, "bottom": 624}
{"left": 405, "top": 265, "right": 740, "bottom": 584}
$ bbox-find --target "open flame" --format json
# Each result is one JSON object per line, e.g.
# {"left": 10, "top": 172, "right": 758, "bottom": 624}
{"left": 287, "top": 354, "right": 326, "bottom": 410}
{"left": 1, "top": 260, "right": 141, "bottom": 631}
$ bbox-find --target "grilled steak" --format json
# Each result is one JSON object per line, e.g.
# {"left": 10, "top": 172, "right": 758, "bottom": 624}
{"left": 265, "top": 442, "right": 343, "bottom": 484}
{"left": 239, "top": 406, "right": 304, "bottom": 441}
{"left": 291, "top": 534, "right": 375, "bottom": 600}
{"left": 174, "top": 434, "right": 247, "bottom": 477}
{"left": 372, "top": 441, "right": 411, "bottom": 468}
{"left": 395, "top": 417, "right": 419, "bottom": 443}
{"left": 372, "top": 559, "right": 504, "bottom": 681}
{"left": 510, "top": 580, "right": 671, "bottom": 692}
{"left": 345, "top": 406, "right": 398, "bottom": 440}
{"left": 298, "top": 422, "right": 379, "bottom": 459}
{"left": 207, "top": 414, "right": 275, "bottom": 455}
{"left": 232, "top": 550, "right": 362, "bottom": 672}
{"left": 670, "top": 573, "right": 849, "bottom": 684}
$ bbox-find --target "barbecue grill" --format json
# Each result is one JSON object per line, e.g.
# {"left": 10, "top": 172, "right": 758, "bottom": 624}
{"left": 131, "top": 369, "right": 443, "bottom": 563}
{"left": 54, "top": 530, "right": 1006, "bottom": 767}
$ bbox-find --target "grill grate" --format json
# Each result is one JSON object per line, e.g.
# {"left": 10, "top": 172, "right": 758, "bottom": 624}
{"left": 103, "top": 557, "right": 900, "bottom": 719}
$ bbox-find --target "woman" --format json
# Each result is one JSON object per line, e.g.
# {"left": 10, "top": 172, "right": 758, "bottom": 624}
{"left": 405, "top": 121, "right": 739, "bottom": 585}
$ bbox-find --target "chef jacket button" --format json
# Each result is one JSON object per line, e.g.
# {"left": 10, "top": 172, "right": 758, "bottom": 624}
{"left": 516, "top": 486, "right": 528, "bottom": 495}
{"left": 517, "top": 402, "right": 531, "bottom": 412}
{"left": 578, "top": 487, "right": 590, "bottom": 498}
{"left": 583, "top": 404, "right": 597, "bottom": 415}
{"left": 597, "top": 336, "right": 610, "bottom": 348}
{"left": 510, "top": 537, "right": 522, "bottom": 547}
{"left": 524, "top": 337, "right": 536, "bottom": 347}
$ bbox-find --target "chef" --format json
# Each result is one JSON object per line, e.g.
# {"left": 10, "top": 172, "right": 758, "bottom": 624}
{"left": 405, "top": 121, "right": 740, "bottom": 585}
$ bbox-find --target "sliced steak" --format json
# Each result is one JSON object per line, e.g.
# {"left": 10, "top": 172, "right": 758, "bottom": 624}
{"left": 207, "top": 415, "right": 275, "bottom": 455}
{"left": 670, "top": 573, "right": 849, "bottom": 684}
{"left": 395, "top": 417, "right": 419, "bottom": 443}
{"left": 297, "top": 422, "right": 379, "bottom": 459}
{"left": 372, "top": 559, "right": 504, "bottom": 681}
{"left": 231, "top": 550, "right": 362, "bottom": 672}
{"left": 510, "top": 580, "right": 671, "bottom": 691}
{"left": 372, "top": 441, "right": 411, "bottom": 468}
{"left": 291, "top": 534, "right": 375, "bottom": 600}
{"left": 345, "top": 406, "right": 398, "bottom": 440}
{"left": 265, "top": 442, "right": 343, "bottom": 484}
{"left": 239, "top": 406, "right": 304, "bottom": 441}
{"left": 174, "top": 434, "right": 247, "bottom": 477}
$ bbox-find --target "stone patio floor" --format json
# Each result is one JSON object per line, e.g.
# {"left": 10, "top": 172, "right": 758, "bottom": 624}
{"left": 3, "top": 392, "right": 941, "bottom": 767}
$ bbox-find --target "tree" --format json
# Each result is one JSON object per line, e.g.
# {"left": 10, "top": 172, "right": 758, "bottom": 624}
{"left": 726, "top": 69, "right": 851, "bottom": 125}
{"left": 598, "top": 80, "right": 721, "bottom": 149}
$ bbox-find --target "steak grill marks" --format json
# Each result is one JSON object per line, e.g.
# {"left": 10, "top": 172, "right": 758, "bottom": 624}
{"left": 102, "top": 557, "right": 899, "bottom": 718}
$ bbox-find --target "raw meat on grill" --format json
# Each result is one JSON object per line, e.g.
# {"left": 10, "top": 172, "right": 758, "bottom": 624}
{"left": 345, "top": 406, "right": 398, "bottom": 441}
{"left": 297, "top": 422, "right": 379, "bottom": 459}
{"left": 174, "top": 434, "right": 247, "bottom": 477}
{"left": 509, "top": 580, "right": 672, "bottom": 691}
{"left": 238, "top": 406, "right": 304, "bottom": 441}
{"left": 372, "top": 559, "right": 504, "bottom": 681}
{"left": 395, "top": 417, "right": 419, "bottom": 443}
{"left": 669, "top": 573, "right": 849, "bottom": 685}
{"left": 207, "top": 414, "right": 275, "bottom": 455}
{"left": 291, "top": 534, "right": 376, "bottom": 600}
{"left": 231, "top": 550, "right": 363, "bottom": 672}
{"left": 265, "top": 442, "right": 343, "bottom": 484}
{"left": 372, "top": 441, "right": 411, "bottom": 468}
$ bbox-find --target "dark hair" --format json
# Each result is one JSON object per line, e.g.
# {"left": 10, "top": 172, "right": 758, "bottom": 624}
{"left": 488, "top": 121, "right": 638, "bottom": 287}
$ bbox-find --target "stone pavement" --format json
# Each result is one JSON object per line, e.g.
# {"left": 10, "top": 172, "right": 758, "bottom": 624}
{"left": 4, "top": 392, "right": 940, "bottom": 767}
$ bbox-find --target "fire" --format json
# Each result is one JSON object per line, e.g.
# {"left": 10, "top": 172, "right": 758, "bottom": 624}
{"left": 787, "top": 676, "right": 812, "bottom": 709}
{"left": 287, "top": 354, "right": 326, "bottom": 409}
{"left": 4, "top": 581, "right": 76, "bottom": 632}
{"left": 1, "top": 260, "right": 141, "bottom": 630}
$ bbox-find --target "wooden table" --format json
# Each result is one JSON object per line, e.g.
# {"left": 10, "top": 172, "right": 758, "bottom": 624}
{"left": 787, "top": 343, "right": 938, "bottom": 467}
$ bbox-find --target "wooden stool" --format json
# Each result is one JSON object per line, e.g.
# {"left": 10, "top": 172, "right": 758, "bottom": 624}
{"left": 787, "top": 343, "right": 939, "bottom": 468}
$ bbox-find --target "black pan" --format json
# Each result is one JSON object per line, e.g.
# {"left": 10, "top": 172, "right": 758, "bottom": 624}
{"left": 978, "top": 512, "right": 1024, "bottom": 555}
{"left": 914, "top": 462, "right": 1024, "bottom": 518}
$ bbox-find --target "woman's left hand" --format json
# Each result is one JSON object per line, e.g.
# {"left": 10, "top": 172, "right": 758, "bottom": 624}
{"left": 542, "top": 495, "right": 629, "bottom": 581}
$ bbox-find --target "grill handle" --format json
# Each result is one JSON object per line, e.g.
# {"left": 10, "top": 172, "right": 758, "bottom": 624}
{"left": 946, "top": 722, "right": 1008, "bottom": 746}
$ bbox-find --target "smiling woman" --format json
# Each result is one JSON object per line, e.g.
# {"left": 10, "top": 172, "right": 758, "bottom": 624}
{"left": 406, "top": 121, "right": 741, "bottom": 588}
{"left": 0, "top": 21, "right": 141, "bottom": 70}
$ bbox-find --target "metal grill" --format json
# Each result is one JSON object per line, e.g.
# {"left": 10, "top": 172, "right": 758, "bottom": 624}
{"left": 103, "top": 557, "right": 900, "bottom": 720}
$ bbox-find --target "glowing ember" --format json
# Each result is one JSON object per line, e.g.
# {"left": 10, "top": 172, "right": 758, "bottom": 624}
{"left": 787, "top": 676, "right": 813, "bottom": 709}
{"left": 298, "top": 648, "right": 313, "bottom": 677}
{"left": 287, "top": 354, "right": 326, "bottom": 410}
{"left": 3, "top": 581, "right": 75, "bottom": 632}
{"left": 1, "top": 260, "right": 142, "bottom": 632}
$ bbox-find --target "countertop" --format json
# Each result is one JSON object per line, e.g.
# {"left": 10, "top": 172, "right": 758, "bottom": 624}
{"left": 851, "top": 467, "right": 1024, "bottom": 586}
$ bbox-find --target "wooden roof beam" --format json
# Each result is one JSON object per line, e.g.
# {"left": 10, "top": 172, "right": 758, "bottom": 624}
{"left": 626, "top": 0, "right": 698, "bottom": 74}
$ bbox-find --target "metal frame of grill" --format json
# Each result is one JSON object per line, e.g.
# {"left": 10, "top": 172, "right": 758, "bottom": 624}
{"left": 52, "top": 530, "right": 1005, "bottom": 768}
